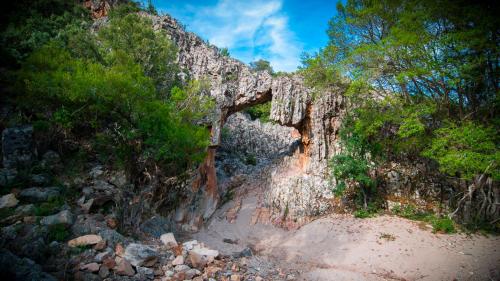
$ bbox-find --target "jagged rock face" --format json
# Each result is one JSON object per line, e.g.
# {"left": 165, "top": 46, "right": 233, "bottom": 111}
{"left": 144, "top": 13, "right": 345, "bottom": 223}
{"left": 216, "top": 113, "right": 300, "bottom": 196}
{"left": 2, "top": 125, "right": 35, "bottom": 169}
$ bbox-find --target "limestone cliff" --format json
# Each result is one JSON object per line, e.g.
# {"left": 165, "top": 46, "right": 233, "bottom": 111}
{"left": 134, "top": 13, "right": 347, "bottom": 226}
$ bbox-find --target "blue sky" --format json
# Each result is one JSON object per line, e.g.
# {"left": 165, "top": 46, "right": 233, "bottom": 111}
{"left": 141, "top": 0, "right": 338, "bottom": 72}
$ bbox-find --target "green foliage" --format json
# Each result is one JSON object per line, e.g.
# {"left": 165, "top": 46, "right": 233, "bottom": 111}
{"left": 98, "top": 13, "right": 179, "bottom": 94}
{"left": 330, "top": 117, "right": 376, "bottom": 206}
{"left": 0, "top": 0, "right": 90, "bottom": 67}
{"left": 308, "top": 1, "right": 498, "bottom": 229}
{"left": 14, "top": 9, "right": 214, "bottom": 175}
{"left": 34, "top": 196, "right": 64, "bottom": 216}
{"left": 354, "top": 209, "right": 376, "bottom": 219}
{"left": 47, "top": 223, "right": 70, "bottom": 242}
{"left": 423, "top": 121, "right": 499, "bottom": 180}
{"left": 250, "top": 59, "right": 274, "bottom": 74}
{"left": 245, "top": 102, "right": 272, "bottom": 123}
{"left": 392, "top": 204, "right": 456, "bottom": 234}
{"left": 220, "top": 47, "right": 230, "bottom": 57}
{"left": 245, "top": 154, "right": 257, "bottom": 166}
{"left": 430, "top": 217, "right": 456, "bottom": 234}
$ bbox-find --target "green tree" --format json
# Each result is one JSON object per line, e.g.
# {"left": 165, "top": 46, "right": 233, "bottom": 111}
{"left": 98, "top": 13, "right": 179, "bottom": 95}
{"left": 220, "top": 47, "right": 230, "bottom": 57}
{"left": 250, "top": 59, "right": 274, "bottom": 74}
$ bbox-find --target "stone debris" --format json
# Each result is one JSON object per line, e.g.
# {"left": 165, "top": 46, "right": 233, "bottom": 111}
{"left": 160, "top": 232, "right": 178, "bottom": 248}
{"left": 123, "top": 243, "right": 159, "bottom": 267}
{"left": 40, "top": 210, "right": 74, "bottom": 226}
{"left": 68, "top": 234, "right": 104, "bottom": 247}
{"left": 0, "top": 193, "right": 19, "bottom": 209}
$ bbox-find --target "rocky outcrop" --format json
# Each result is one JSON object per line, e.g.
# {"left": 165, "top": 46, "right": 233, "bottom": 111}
{"left": 141, "top": 13, "right": 346, "bottom": 224}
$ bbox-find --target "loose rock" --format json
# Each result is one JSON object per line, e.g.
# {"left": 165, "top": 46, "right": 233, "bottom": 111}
{"left": 19, "top": 187, "right": 60, "bottom": 203}
{"left": 40, "top": 210, "right": 74, "bottom": 226}
{"left": 68, "top": 234, "right": 103, "bottom": 247}
{"left": 123, "top": 243, "right": 159, "bottom": 267}
{"left": 0, "top": 193, "right": 18, "bottom": 209}
{"left": 160, "top": 233, "right": 178, "bottom": 248}
{"left": 115, "top": 259, "right": 135, "bottom": 276}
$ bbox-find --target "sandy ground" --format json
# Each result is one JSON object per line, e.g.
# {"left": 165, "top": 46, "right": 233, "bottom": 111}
{"left": 194, "top": 184, "right": 500, "bottom": 281}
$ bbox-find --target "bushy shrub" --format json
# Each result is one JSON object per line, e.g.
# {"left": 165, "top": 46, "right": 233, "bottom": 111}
{"left": 48, "top": 223, "right": 70, "bottom": 242}
{"left": 15, "top": 5, "right": 214, "bottom": 176}
{"left": 245, "top": 102, "right": 272, "bottom": 123}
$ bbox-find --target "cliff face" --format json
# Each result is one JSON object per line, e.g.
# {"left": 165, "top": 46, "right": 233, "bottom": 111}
{"left": 138, "top": 13, "right": 346, "bottom": 227}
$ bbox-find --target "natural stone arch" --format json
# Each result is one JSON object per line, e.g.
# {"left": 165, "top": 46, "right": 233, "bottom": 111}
{"left": 145, "top": 13, "right": 346, "bottom": 228}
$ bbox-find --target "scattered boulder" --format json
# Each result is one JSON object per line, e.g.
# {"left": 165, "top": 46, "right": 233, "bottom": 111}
{"left": 123, "top": 243, "right": 159, "bottom": 267}
{"left": 19, "top": 187, "right": 60, "bottom": 203}
{"left": 160, "top": 233, "right": 178, "bottom": 248}
{"left": 98, "top": 229, "right": 127, "bottom": 248}
{"left": 40, "top": 210, "right": 74, "bottom": 227}
{"left": 80, "top": 262, "right": 100, "bottom": 273}
{"left": 89, "top": 166, "right": 104, "bottom": 179}
{"left": 115, "top": 259, "right": 135, "bottom": 276}
{"left": 68, "top": 235, "right": 103, "bottom": 247}
{"left": 95, "top": 250, "right": 112, "bottom": 262}
{"left": 174, "top": 264, "right": 191, "bottom": 272}
{"left": 2, "top": 125, "right": 34, "bottom": 169}
{"left": 185, "top": 268, "right": 202, "bottom": 279}
{"left": 233, "top": 247, "right": 253, "bottom": 258}
{"left": 15, "top": 204, "right": 35, "bottom": 216}
{"left": 40, "top": 150, "right": 61, "bottom": 170}
{"left": 0, "top": 168, "right": 17, "bottom": 187}
{"left": 136, "top": 266, "right": 154, "bottom": 279}
{"left": 98, "top": 265, "right": 110, "bottom": 278}
{"left": 172, "top": 255, "right": 184, "bottom": 266}
{"left": 182, "top": 240, "right": 199, "bottom": 251}
{"left": 140, "top": 216, "right": 173, "bottom": 238}
{"left": 189, "top": 246, "right": 219, "bottom": 268}
{"left": 0, "top": 249, "right": 56, "bottom": 281}
{"left": 31, "top": 174, "right": 49, "bottom": 186}
{"left": 0, "top": 193, "right": 18, "bottom": 209}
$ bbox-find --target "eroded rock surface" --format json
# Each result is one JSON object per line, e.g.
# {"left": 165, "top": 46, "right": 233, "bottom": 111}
{"left": 142, "top": 13, "right": 345, "bottom": 223}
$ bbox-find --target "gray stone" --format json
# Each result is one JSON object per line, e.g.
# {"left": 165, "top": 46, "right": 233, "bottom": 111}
{"left": 95, "top": 249, "right": 112, "bottom": 262}
{"left": 0, "top": 168, "right": 17, "bottom": 187}
{"left": 233, "top": 247, "right": 252, "bottom": 258}
{"left": 31, "top": 174, "right": 50, "bottom": 186}
{"left": 2, "top": 125, "right": 34, "bottom": 169}
{"left": 41, "top": 150, "right": 61, "bottom": 169}
{"left": 123, "top": 243, "right": 159, "bottom": 267}
{"left": 174, "top": 264, "right": 190, "bottom": 272}
{"left": 89, "top": 166, "right": 104, "bottom": 179}
{"left": 139, "top": 216, "right": 173, "bottom": 238}
{"left": 15, "top": 204, "right": 35, "bottom": 216}
{"left": 92, "top": 180, "right": 113, "bottom": 191}
{"left": 0, "top": 249, "right": 56, "bottom": 281}
{"left": 185, "top": 268, "right": 201, "bottom": 279}
{"left": 40, "top": 210, "right": 74, "bottom": 226}
{"left": 19, "top": 187, "right": 60, "bottom": 203}
{"left": 0, "top": 193, "right": 18, "bottom": 209}
{"left": 136, "top": 266, "right": 154, "bottom": 279}
{"left": 98, "top": 229, "right": 127, "bottom": 248}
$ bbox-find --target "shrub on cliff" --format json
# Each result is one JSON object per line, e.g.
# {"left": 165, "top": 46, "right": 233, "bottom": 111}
{"left": 14, "top": 2, "right": 213, "bottom": 176}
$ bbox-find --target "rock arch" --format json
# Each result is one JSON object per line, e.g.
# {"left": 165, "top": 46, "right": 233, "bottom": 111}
{"left": 147, "top": 13, "right": 346, "bottom": 228}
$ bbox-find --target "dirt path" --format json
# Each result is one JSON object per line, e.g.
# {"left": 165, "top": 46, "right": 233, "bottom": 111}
{"left": 194, "top": 182, "right": 500, "bottom": 281}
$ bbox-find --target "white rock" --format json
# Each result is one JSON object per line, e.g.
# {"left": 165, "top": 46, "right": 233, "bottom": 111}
{"left": 160, "top": 233, "right": 178, "bottom": 248}
{"left": 172, "top": 255, "right": 184, "bottom": 266}
{"left": 182, "top": 240, "right": 199, "bottom": 251}
{"left": 0, "top": 193, "right": 18, "bottom": 209}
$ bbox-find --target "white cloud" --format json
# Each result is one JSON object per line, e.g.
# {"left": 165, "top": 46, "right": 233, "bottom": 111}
{"left": 172, "top": 0, "right": 302, "bottom": 72}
